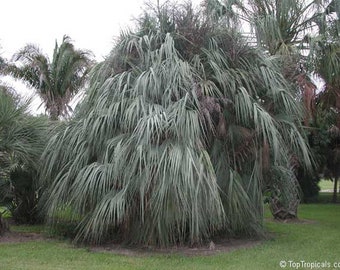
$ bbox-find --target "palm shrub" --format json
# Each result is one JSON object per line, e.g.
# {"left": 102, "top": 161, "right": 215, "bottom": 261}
{"left": 40, "top": 2, "right": 311, "bottom": 246}
{"left": 0, "top": 86, "right": 48, "bottom": 224}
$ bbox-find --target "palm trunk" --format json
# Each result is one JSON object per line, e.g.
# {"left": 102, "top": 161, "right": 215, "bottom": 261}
{"left": 336, "top": 91, "right": 340, "bottom": 129}
{"left": 269, "top": 196, "right": 299, "bottom": 220}
{"left": 49, "top": 111, "right": 59, "bottom": 121}
{"left": 333, "top": 177, "right": 338, "bottom": 203}
{"left": 49, "top": 104, "right": 60, "bottom": 121}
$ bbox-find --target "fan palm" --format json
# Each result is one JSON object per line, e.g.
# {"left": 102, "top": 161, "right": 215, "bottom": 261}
{"left": 6, "top": 36, "right": 93, "bottom": 120}
{"left": 0, "top": 85, "right": 48, "bottom": 223}
{"left": 40, "top": 2, "right": 311, "bottom": 246}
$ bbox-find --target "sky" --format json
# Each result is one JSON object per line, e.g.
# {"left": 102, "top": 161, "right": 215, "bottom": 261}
{"left": 0, "top": 0, "right": 206, "bottom": 115}
{"left": 0, "top": 0, "right": 182, "bottom": 113}
{"left": 0, "top": 0, "right": 148, "bottom": 61}
{"left": 0, "top": 0, "right": 202, "bottom": 114}
{"left": 1, "top": 0, "right": 202, "bottom": 60}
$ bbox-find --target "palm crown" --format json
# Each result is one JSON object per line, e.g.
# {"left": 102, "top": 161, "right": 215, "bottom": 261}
{"left": 7, "top": 35, "right": 93, "bottom": 120}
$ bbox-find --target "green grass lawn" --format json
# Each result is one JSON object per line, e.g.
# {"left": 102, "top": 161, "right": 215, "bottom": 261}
{"left": 10, "top": 224, "right": 45, "bottom": 234}
{"left": 319, "top": 179, "right": 334, "bottom": 191}
{"left": 1, "top": 203, "right": 340, "bottom": 270}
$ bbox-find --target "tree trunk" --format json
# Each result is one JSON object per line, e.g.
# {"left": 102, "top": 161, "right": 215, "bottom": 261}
{"left": 333, "top": 177, "right": 338, "bottom": 203}
{"left": 269, "top": 196, "right": 299, "bottom": 220}
{"left": 0, "top": 212, "right": 9, "bottom": 236}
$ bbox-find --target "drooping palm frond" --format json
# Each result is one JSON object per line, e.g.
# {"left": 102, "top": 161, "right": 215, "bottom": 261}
{"left": 40, "top": 34, "right": 228, "bottom": 246}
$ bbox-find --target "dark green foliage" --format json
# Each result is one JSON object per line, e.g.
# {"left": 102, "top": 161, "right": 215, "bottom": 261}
{"left": 297, "top": 169, "right": 320, "bottom": 203}
{"left": 296, "top": 118, "right": 330, "bottom": 202}
{"left": 2, "top": 168, "right": 39, "bottom": 224}
{"left": 44, "top": 206, "right": 83, "bottom": 239}
{"left": 306, "top": 1, "right": 340, "bottom": 202}
{"left": 0, "top": 87, "right": 48, "bottom": 224}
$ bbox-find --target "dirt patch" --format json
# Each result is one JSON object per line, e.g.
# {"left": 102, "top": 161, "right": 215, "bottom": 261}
{"left": 0, "top": 230, "right": 261, "bottom": 256}
{"left": 0, "top": 231, "right": 43, "bottom": 243}
{"left": 266, "top": 218, "right": 317, "bottom": 225}
{"left": 90, "top": 238, "right": 261, "bottom": 257}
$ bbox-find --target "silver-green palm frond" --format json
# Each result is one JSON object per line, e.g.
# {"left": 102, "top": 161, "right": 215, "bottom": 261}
{"left": 41, "top": 34, "right": 226, "bottom": 246}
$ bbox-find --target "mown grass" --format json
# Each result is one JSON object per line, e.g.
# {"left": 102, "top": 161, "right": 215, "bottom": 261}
{"left": 10, "top": 225, "right": 45, "bottom": 234}
{"left": 318, "top": 179, "right": 340, "bottom": 203}
{"left": 317, "top": 192, "right": 337, "bottom": 203}
{"left": 1, "top": 202, "right": 339, "bottom": 270}
{"left": 318, "top": 179, "right": 334, "bottom": 191}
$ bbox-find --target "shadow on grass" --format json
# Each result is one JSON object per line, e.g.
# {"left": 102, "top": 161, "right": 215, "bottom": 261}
{"left": 315, "top": 192, "right": 339, "bottom": 204}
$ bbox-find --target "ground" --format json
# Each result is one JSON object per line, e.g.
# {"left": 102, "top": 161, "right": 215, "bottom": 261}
{"left": 1, "top": 201, "right": 339, "bottom": 270}
{"left": 0, "top": 217, "right": 315, "bottom": 257}
{"left": 1, "top": 228, "right": 260, "bottom": 256}
{"left": 90, "top": 238, "right": 261, "bottom": 256}
{"left": 0, "top": 231, "right": 43, "bottom": 244}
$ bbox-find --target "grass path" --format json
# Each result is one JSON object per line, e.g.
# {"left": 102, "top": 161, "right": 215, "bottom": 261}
{"left": 1, "top": 203, "right": 340, "bottom": 270}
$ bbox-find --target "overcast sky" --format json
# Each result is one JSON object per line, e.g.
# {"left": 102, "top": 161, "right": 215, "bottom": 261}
{"left": 0, "top": 0, "right": 201, "bottom": 113}
{"left": 1, "top": 0, "right": 202, "bottom": 60}
{"left": 0, "top": 0, "right": 149, "bottom": 61}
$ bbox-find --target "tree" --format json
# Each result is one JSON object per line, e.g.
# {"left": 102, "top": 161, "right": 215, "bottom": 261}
{"left": 0, "top": 85, "right": 48, "bottom": 224}
{"left": 306, "top": 0, "right": 340, "bottom": 202}
{"left": 6, "top": 36, "right": 93, "bottom": 120}
{"left": 39, "top": 2, "right": 311, "bottom": 246}
{"left": 207, "top": 0, "right": 340, "bottom": 205}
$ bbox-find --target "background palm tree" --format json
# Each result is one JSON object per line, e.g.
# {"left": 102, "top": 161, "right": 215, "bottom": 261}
{"left": 206, "top": 0, "right": 340, "bottom": 205}
{"left": 207, "top": 0, "right": 335, "bottom": 119}
{"left": 307, "top": 0, "right": 340, "bottom": 202}
{"left": 6, "top": 35, "right": 93, "bottom": 120}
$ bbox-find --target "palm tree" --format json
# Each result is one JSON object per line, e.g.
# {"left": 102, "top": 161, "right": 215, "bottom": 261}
{"left": 39, "top": 2, "right": 311, "bottom": 246}
{"left": 6, "top": 36, "right": 93, "bottom": 120}
{"left": 0, "top": 85, "right": 48, "bottom": 225}
{"left": 206, "top": 0, "right": 340, "bottom": 211}
{"left": 308, "top": 0, "right": 340, "bottom": 202}
{"left": 208, "top": 0, "right": 334, "bottom": 119}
